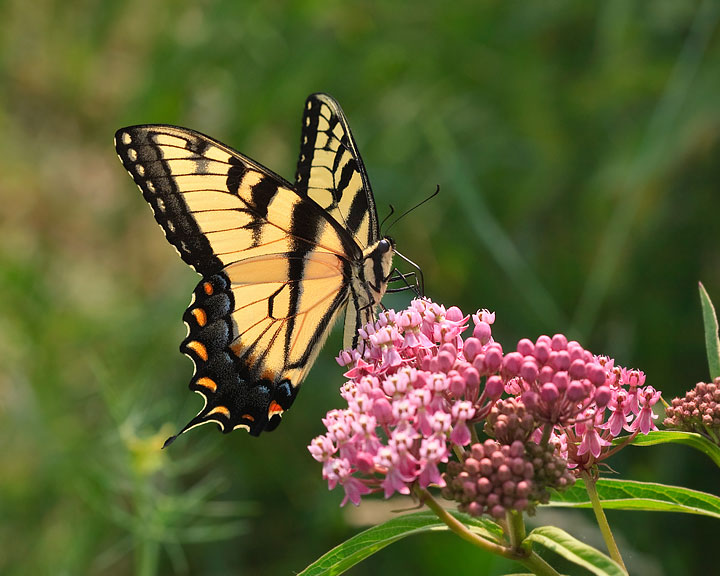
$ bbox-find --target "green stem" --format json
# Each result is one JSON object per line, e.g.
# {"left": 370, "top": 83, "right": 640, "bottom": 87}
{"left": 452, "top": 444, "right": 465, "bottom": 461}
{"left": 539, "top": 423, "right": 553, "bottom": 447}
{"left": 505, "top": 509, "right": 526, "bottom": 550}
{"left": 581, "top": 471, "right": 627, "bottom": 574}
{"left": 132, "top": 460, "right": 159, "bottom": 576}
{"left": 470, "top": 423, "right": 480, "bottom": 445}
{"left": 137, "top": 538, "right": 159, "bottom": 576}
{"left": 416, "top": 488, "right": 561, "bottom": 576}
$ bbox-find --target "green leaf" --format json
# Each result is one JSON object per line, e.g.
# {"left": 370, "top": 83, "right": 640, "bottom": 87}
{"left": 526, "top": 526, "right": 626, "bottom": 576}
{"left": 628, "top": 429, "right": 720, "bottom": 467}
{"left": 699, "top": 282, "right": 720, "bottom": 380}
{"left": 549, "top": 478, "right": 720, "bottom": 518}
{"left": 298, "top": 510, "right": 503, "bottom": 576}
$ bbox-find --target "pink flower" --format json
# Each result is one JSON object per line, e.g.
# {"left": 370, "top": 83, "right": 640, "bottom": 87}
{"left": 630, "top": 386, "right": 661, "bottom": 434}
{"left": 341, "top": 476, "right": 372, "bottom": 506}
{"left": 576, "top": 412, "right": 612, "bottom": 458}
{"left": 418, "top": 435, "right": 448, "bottom": 488}
{"left": 450, "top": 401, "right": 476, "bottom": 446}
{"left": 604, "top": 389, "right": 633, "bottom": 436}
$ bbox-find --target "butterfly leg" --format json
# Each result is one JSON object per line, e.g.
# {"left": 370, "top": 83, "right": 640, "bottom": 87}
{"left": 392, "top": 249, "right": 425, "bottom": 296}
{"left": 386, "top": 273, "right": 417, "bottom": 293}
{"left": 386, "top": 269, "right": 422, "bottom": 297}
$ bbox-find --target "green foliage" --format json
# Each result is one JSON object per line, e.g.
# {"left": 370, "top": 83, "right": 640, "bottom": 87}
{"left": 2, "top": 0, "right": 720, "bottom": 574}
{"left": 699, "top": 282, "right": 720, "bottom": 379}
{"left": 550, "top": 478, "right": 720, "bottom": 518}
{"left": 298, "top": 511, "right": 502, "bottom": 576}
{"left": 525, "top": 526, "right": 626, "bottom": 576}
{"left": 628, "top": 429, "right": 720, "bottom": 467}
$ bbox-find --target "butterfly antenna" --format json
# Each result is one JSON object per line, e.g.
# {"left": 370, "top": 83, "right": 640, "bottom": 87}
{"left": 384, "top": 185, "right": 440, "bottom": 235}
{"left": 379, "top": 204, "right": 396, "bottom": 231}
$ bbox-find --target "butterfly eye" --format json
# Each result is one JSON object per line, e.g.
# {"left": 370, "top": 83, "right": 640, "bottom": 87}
{"left": 378, "top": 238, "right": 392, "bottom": 254}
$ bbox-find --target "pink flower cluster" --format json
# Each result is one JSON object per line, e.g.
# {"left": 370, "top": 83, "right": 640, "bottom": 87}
{"left": 498, "top": 337, "right": 661, "bottom": 469}
{"left": 309, "top": 299, "right": 501, "bottom": 506}
{"left": 309, "top": 298, "right": 660, "bottom": 509}
{"left": 500, "top": 335, "right": 612, "bottom": 426}
{"left": 559, "top": 359, "right": 660, "bottom": 469}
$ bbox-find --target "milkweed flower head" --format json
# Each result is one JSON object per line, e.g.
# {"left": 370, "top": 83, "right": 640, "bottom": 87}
{"left": 309, "top": 298, "right": 658, "bottom": 515}
{"left": 310, "top": 299, "right": 500, "bottom": 506}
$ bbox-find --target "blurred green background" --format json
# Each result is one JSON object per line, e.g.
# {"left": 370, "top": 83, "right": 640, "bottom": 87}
{"left": 1, "top": 0, "right": 719, "bottom": 574}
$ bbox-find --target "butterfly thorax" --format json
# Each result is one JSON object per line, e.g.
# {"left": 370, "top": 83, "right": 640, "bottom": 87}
{"left": 358, "top": 236, "right": 395, "bottom": 308}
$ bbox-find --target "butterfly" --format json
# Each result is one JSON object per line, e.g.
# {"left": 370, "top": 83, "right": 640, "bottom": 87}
{"left": 115, "top": 93, "right": 397, "bottom": 445}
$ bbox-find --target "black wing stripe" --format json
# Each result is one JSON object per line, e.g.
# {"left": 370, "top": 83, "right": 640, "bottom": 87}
{"left": 336, "top": 153, "right": 356, "bottom": 192}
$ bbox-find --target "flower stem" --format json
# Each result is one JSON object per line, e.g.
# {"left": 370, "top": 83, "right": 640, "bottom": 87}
{"left": 416, "top": 487, "right": 562, "bottom": 576}
{"left": 452, "top": 444, "right": 465, "bottom": 461}
{"left": 470, "top": 423, "right": 480, "bottom": 445}
{"left": 581, "top": 471, "right": 627, "bottom": 573}
{"left": 136, "top": 539, "right": 159, "bottom": 576}
{"left": 416, "top": 486, "right": 506, "bottom": 553}
{"left": 539, "top": 423, "right": 553, "bottom": 447}
{"left": 505, "top": 509, "right": 526, "bottom": 549}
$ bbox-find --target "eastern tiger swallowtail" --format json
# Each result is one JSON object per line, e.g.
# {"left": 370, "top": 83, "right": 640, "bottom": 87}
{"left": 115, "top": 93, "right": 396, "bottom": 445}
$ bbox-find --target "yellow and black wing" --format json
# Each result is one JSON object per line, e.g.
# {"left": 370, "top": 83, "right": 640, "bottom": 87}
{"left": 296, "top": 94, "right": 379, "bottom": 250}
{"left": 115, "top": 93, "right": 389, "bottom": 442}
{"left": 296, "top": 93, "right": 385, "bottom": 347}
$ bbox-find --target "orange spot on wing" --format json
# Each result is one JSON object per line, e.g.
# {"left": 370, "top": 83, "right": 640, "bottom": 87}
{"left": 207, "top": 405, "right": 230, "bottom": 418}
{"left": 195, "top": 377, "right": 217, "bottom": 392}
{"left": 203, "top": 281, "right": 214, "bottom": 295}
{"left": 191, "top": 308, "right": 207, "bottom": 327}
{"left": 241, "top": 413, "right": 255, "bottom": 422}
{"left": 268, "top": 401, "right": 283, "bottom": 416}
{"left": 230, "top": 341, "right": 256, "bottom": 365}
{"left": 186, "top": 341, "right": 208, "bottom": 361}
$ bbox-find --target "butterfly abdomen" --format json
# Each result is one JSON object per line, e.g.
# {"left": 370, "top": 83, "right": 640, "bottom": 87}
{"left": 358, "top": 237, "right": 395, "bottom": 305}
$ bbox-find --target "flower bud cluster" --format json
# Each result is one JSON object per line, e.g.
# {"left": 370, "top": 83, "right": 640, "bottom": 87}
{"left": 441, "top": 440, "right": 535, "bottom": 518}
{"left": 524, "top": 440, "right": 576, "bottom": 510}
{"left": 502, "top": 334, "right": 612, "bottom": 427}
{"left": 664, "top": 379, "right": 720, "bottom": 444}
{"left": 484, "top": 397, "right": 536, "bottom": 445}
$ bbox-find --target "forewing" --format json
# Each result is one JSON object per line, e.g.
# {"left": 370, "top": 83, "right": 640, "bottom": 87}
{"left": 115, "top": 124, "right": 357, "bottom": 275}
{"left": 295, "top": 93, "right": 380, "bottom": 250}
